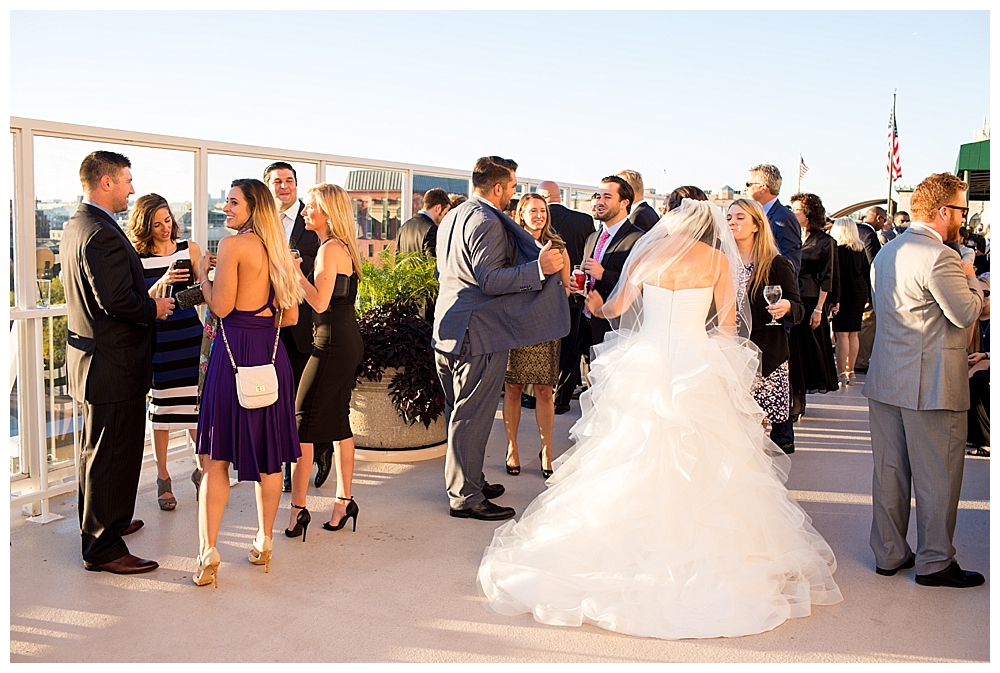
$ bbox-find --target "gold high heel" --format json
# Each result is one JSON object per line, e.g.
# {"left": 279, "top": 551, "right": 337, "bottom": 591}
{"left": 248, "top": 534, "right": 273, "bottom": 573}
{"left": 194, "top": 547, "right": 221, "bottom": 588}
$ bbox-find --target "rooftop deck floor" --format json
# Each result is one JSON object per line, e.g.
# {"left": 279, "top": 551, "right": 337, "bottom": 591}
{"left": 9, "top": 378, "right": 990, "bottom": 663}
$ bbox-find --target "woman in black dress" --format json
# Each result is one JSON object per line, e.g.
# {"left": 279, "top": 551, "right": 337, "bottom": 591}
{"left": 287, "top": 183, "right": 364, "bottom": 538}
{"left": 829, "top": 217, "right": 870, "bottom": 387}
{"left": 788, "top": 193, "right": 839, "bottom": 419}
{"left": 727, "top": 199, "right": 804, "bottom": 433}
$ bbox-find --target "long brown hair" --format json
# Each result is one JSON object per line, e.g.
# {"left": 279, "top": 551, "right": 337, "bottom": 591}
{"left": 731, "top": 198, "right": 779, "bottom": 298}
{"left": 306, "top": 183, "right": 364, "bottom": 279}
{"left": 126, "top": 193, "right": 178, "bottom": 256}
{"left": 229, "top": 178, "right": 304, "bottom": 310}
{"left": 516, "top": 194, "right": 565, "bottom": 249}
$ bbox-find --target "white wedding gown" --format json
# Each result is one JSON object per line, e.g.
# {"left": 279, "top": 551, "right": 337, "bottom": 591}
{"left": 479, "top": 285, "right": 843, "bottom": 640}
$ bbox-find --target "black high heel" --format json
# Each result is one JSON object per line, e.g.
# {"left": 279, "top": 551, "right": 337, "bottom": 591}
{"left": 540, "top": 450, "right": 553, "bottom": 478}
{"left": 505, "top": 449, "right": 520, "bottom": 476}
{"left": 323, "top": 496, "right": 359, "bottom": 532}
{"left": 284, "top": 504, "right": 311, "bottom": 541}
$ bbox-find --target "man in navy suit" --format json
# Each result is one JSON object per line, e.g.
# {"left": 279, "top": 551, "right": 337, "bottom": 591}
{"left": 747, "top": 162, "right": 801, "bottom": 453}
{"left": 62, "top": 151, "right": 174, "bottom": 574}
{"left": 434, "top": 157, "right": 569, "bottom": 521}
{"left": 616, "top": 169, "right": 660, "bottom": 233}
{"left": 537, "top": 181, "right": 595, "bottom": 414}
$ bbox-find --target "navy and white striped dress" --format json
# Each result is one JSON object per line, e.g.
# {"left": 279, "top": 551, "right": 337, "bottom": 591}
{"left": 140, "top": 240, "right": 202, "bottom": 430}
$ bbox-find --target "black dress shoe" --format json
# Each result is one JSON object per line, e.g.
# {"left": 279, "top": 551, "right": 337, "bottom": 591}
{"left": 314, "top": 444, "right": 333, "bottom": 488}
{"left": 482, "top": 482, "right": 505, "bottom": 499}
{"left": 876, "top": 552, "right": 916, "bottom": 576}
{"left": 554, "top": 404, "right": 571, "bottom": 415}
{"left": 282, "top": 462, "right": 292, "bottom": 492}
{"left": 449, "top": 500, "right": 516, "bottom": 521}
{"left": 521, "top": 394, "right": 536, "bottom": 409}
{"left": 779, "top": 443, "right": 795, "bottom": 454}
{"left": 122, "top": 519, "right": 144, "bottom": 536}
{"left": 915, "top": 561, "right": 985, "bottom": 588}
{"left": 85, "top": 553, "right": 159, "bottom": 574}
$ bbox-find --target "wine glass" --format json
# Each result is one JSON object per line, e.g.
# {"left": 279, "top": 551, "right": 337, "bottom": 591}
{"left": 763, "top": 285, "right": 783, "bottom": 326}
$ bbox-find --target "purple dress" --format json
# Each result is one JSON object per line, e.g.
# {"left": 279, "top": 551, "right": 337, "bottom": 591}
{"left": 197, "top": 290, "right": 301, "bottom": 481}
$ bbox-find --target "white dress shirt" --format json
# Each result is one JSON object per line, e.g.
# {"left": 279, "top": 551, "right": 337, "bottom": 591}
{"left": 595, "top": 216, "right": 628, "bottom": 265}
{"left": 279, "top": 201, "right": 301, "bottom": 243}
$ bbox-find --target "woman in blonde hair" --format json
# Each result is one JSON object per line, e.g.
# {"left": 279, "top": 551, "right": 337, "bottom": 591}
{"left": 727, "top": 199, "right": 804, "bottom": 433}
{"left": 502, "top": 194, "right": 571, "bottom": 478}
{"left": 829, "top": 217, "right": 870, "bottom": 387}
{"left": 287, "top": 183, "right": 364, "bottom": 536}
{"left": 193, "top": 178, "right": 304, "bottom": 587}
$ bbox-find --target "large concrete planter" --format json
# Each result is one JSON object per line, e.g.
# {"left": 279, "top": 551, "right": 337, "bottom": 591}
{"left": 350, "top": 367, "right": 446, "bottom": 462}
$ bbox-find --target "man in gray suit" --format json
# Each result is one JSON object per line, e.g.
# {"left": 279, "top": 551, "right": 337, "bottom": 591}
{"left": 434, "top": 156, "right": 569, "bottom": 520}
{"left": 864, "top": 172, "right": 984, "bottom": 588}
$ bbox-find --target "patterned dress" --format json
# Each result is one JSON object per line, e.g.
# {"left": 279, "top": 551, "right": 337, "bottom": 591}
{"left": 140, "top": 241, "right": 202, "bottom": 430}
{"left": 506, "top": 340, "right": 561, "bottom": 386}
{"left": 737, "top": 263, "right": 790, "bottom": 424}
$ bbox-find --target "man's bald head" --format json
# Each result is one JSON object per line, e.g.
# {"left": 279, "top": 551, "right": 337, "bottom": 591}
{"left": 536, "top": 181, "right": 561, "bottom": 204}
{"left": 865, "top": 206, "right": 888, "bottom": 230}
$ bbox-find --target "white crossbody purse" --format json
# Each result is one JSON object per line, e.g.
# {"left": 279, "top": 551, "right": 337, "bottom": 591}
{"left": 218, "top": 309, "right": 282, "bottom": 409}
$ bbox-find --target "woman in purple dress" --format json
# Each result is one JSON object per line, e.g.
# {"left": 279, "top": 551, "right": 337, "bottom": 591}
{"left": 193, "top": 178, "right": 304, "bottom": 588}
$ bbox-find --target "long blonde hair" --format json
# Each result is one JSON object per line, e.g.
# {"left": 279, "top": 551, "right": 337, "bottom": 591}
{"left": 230, "top": 178, "right": 304, "bottom": 310}
{"left": 830, "top": 217, "right": 864, "bottom": 252}
{"left": 731, "top": 198, "right": 780, "bottom": 298}
{"left": 307, "top": 183, "right": 364, "bottom": 279}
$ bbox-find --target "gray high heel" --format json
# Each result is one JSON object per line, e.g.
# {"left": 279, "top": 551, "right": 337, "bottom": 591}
{"left": 157, "top": 477, "right": 177, "bottom": 511}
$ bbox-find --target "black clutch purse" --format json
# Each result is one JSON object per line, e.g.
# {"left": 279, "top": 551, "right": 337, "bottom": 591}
{"left": 175, "top": 284, "right": 205, "bottom": 310}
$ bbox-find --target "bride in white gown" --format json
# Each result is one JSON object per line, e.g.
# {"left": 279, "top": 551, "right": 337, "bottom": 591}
{"left": 478, "top": 199, "right": 842, "bottom": 640}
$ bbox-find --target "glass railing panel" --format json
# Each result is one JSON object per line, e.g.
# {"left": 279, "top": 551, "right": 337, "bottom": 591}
{"left": 207, "top": 154, "right": 316, "bottom": 255}
{"left": 41, "top": 315, "right": 77, "bottom": 468}
{"left": 325, "top": 164, "right": 403, "bottom": 262}
{"left": 412, "top": 173, "right": 469, "bottom": 213}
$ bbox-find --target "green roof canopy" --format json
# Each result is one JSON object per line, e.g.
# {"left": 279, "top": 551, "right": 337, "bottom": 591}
{"left": 955, "top": 139, "right": 990, "bottom": 201}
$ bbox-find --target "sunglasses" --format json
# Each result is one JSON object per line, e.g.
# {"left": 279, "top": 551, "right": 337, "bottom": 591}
{"left": 983, "top": 290, "right": 990, "bottom": 298}
{"left": 943, "top": 205, "right": 970, "bottom": 217}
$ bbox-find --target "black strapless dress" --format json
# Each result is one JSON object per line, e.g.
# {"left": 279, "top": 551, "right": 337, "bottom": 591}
{"left": 295, "top": 273, "right": 363, "bottom": 442}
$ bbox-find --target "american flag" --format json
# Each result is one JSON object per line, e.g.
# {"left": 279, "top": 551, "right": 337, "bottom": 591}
{"left": 887, "top": 108, "right": 902, "bottom": 181}
{"left": 799, "top": 155, "right": 809, "bottom": 180}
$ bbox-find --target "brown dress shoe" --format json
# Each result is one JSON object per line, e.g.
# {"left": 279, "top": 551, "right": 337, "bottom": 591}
{"left": 85, "top": 553, "right": 159, "bottom": 574}
{"left": 123, "top": 519, "right": 144, "bottom": 536}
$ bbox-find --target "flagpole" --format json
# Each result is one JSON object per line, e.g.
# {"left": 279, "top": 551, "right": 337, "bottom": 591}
{"left": 797, "top": 153, "right": 802, "bottom": 193}
{"left": 887, "top": 89, "right": 897, "bottom": 215}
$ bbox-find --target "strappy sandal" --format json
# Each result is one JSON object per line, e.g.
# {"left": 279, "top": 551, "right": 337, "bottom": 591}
{"left": 156, "top": 477, "right": 177, "bottom": 511}
{"left": 191, "top": 467, "right": 204, "bottom": 501}
{"left": 966, "top": 445, "right": 990, "bottom": 457}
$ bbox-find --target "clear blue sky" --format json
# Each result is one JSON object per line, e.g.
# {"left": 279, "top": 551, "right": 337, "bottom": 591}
{"left": 10, "top": 10, "right": 990, "bottom": 211}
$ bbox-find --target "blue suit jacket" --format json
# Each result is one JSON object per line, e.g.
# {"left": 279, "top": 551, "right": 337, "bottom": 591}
{"left": 767, "top": 199, "right": 802, "bottom": 279}
{"left": 433, "top": 195, "right": 570, "bottom": 356}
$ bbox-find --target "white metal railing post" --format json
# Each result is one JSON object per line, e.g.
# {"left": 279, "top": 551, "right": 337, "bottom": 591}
{"left": 193, "top": 145, "right": 209, "bottom": 252}
{"left": 403, "top": 169, "right": 414, "bottom": 223}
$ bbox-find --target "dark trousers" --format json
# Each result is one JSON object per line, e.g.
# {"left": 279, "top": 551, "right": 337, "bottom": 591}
{"left": 79, "top": 399, "right": 146, "bottom": 565}
{"left": 968, "top": 370, "right": 990, "bottom": 447}
{"left": 282, "top": 330, "right": 333, "bottom": 463}
{"left": 771, "top": 322, "right": 796, "bottom": 447}
{"left": 554, "top": 297, "right": 584, "bottom": 408}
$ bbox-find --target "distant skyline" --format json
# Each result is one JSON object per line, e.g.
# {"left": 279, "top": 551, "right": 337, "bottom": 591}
{"left": 10, "top": 10, "right": 991, "bottom": 211}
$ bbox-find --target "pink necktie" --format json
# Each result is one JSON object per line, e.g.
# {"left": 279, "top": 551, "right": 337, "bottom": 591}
{"left": 583, "top": 228, "right": 611, "bottom": 318}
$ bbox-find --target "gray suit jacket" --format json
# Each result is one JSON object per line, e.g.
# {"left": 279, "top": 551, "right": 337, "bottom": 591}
{"left": 863, "top": 225, "right": 983, "bottom": 411}
{"left": 433, "top": 195, "right": 570, "bottom": 356}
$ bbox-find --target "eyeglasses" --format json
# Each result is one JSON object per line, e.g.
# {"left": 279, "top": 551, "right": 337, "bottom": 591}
{"left": 982, "top": 290, "right": 990, "bottom": 298}
{"left": 745, "top": 182, "right": 764, "bottom": 189}
{"left": 943, "top": 205, "right": 970, "bottom": 217}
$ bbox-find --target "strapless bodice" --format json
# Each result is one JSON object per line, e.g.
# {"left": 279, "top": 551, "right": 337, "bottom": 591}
{"left": 639, "top": 285, "right": 713, "bottom": 342}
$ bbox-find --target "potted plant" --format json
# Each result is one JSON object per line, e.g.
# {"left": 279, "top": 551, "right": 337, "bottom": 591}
{"left": 350, "top": 250, "right": 446, "bottom": 460}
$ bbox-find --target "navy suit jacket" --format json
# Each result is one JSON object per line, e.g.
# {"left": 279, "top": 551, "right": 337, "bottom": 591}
{"left": 286, "top": 201, "right": 320, "bottom": 353}
{"left": 433, "top": 195, "right": 570, "bottom": 356}
{"left": 767, "top": 199, "right": 802, "bottom": 279}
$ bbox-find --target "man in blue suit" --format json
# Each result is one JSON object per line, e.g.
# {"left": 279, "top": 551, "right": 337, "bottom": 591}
{"left": 434, "top": 156, "right": 569, "bottom": 520}
{"left": 747, "top": 162, "right": 801, "bottom": 453}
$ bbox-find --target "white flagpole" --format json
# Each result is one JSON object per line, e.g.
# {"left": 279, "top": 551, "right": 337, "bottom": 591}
{"left": 887, "top": 89, "right": 897, "bottom": 215}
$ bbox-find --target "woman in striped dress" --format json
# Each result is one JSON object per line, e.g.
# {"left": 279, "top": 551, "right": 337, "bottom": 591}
{"left": 127, "top": 194, "right": 205, "bottom": 511}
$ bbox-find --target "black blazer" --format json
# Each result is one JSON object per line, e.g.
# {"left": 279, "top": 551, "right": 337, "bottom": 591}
{"left": 766, "top": 200, "right": 802, "bottom": 279}
{"left": 395, "top": 212, "right": 437, "bottom": 257}
{"left": 628, "top": 201, "right": 660, "bottom": 233}
{"left": 548, "top": 203, "right": 594, "bottom": 269}
{"left": 857, "top": 222, "right": 882, "bottom": 264}
{"left": 799, "top": 231, "right": 836, "bottom": 299}
{"left": 286, "top": 200, "right": 320, "bottom": 353}
{"left": 62, "top": 203, "right": 158, "bottom": 404}
{"left": 583, "top": 221, "right": 644, "bottom": 342}
{"left": 748, "top": 255, "right": 804, "bottom": 378}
